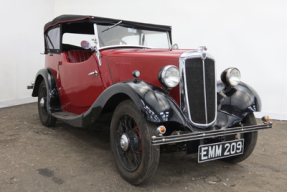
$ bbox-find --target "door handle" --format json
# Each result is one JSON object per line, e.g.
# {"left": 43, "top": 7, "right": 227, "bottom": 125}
{"left": 88, "top": 70, "right": 98, "bottom": 76}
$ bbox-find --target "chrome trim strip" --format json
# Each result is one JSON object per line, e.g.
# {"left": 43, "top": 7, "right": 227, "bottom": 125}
{"left": 202, "top": 59, "right": 208, "bottom": 123}
{"left": 99, "top": 45, "right": 151, "bottom": 50}
{"left": 179, "top": 50, "right": 217, "bottom": 128}
{"left": 151, "top": 123, "right": 272, "bottom": 145}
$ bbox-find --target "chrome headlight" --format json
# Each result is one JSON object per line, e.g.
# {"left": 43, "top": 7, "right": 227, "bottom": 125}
{"left": 221, "top": 67, "right": 241, "bottom": 87}
{"left": 158, "top": 65, "right": 180, "bottom": 88}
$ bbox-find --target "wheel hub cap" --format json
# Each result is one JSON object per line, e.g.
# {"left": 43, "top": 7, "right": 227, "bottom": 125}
{"left": 40, "top": 98, "right": 45, "bottom": 108}
{"left": 120, "top": 134, "right": 129, "bottom": 151}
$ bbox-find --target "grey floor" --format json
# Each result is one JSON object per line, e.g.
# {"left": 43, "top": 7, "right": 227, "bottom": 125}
{"left": 0, "top": 103, "right": 286, "bottom": 192}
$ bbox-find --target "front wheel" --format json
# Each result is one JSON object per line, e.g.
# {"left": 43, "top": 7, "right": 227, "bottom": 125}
{"left": 110, "top": 100, "right": 160, "bottom": 185}
{"left": 223, "top": 113, "right": 258, "bottom": 163}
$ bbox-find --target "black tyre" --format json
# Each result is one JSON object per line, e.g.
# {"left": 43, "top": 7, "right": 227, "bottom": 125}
{"left": 110, "top": 100, "right": 160, "bottom": 185}
{"left": 223, "top": 113, "right": 258, "bottom": 163}
{"left": 38, "top": 80, "right": 56, "bottom": 127}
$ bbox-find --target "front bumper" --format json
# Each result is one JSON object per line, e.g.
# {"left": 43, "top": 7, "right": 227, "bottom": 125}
{"left": 151, "top": 122, "right": 272, "bottom": 145}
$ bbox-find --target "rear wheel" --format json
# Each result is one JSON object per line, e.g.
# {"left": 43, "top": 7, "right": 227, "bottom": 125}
{"left": 38, "top": 80, "right": 56, "bottom": 127}
{"left": 223, "top": 113, "right": 258, "bottom": 163}
{"left": 110, "top": 100, "right": 160, "bottom": 185}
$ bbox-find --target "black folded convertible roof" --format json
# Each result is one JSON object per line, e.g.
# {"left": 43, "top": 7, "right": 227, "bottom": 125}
{"left": 44, "top": 15, "right": 172, "bottom": 33}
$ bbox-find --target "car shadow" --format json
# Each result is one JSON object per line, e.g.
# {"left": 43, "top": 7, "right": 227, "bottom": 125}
{"left": 48, "top": 119, "right": 245, "bottom": 188}
{"left": 53, "top": 120, "right": 111, "bottom": 149}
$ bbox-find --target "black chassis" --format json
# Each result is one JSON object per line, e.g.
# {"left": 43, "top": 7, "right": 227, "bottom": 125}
{"left": 32, "top": 68, "right": 272, "bottom": 145}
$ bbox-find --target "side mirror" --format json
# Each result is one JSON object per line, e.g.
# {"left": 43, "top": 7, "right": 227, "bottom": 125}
{"left": 172, "top": 44, "right": 179, "bottom": 49}
{"left": 81, "top": 40, "right": 91, "bottom": 49}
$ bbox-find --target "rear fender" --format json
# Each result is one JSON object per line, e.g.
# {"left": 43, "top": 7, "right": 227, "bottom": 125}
{"left": 32, "top": 68, "right": 61, "bottom": 113}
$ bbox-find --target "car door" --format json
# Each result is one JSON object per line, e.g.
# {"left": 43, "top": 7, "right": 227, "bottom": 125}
{"left": 58, "top": 51, "right": 104, "bottom": 114}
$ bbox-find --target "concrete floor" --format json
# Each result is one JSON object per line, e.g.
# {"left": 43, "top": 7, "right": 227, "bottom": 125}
{"left": 0, "top": 103, "right": 286, "bottom": 192}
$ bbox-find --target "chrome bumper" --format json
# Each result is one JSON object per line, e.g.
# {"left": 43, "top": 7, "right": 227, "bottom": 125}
{"left": 151, "top": 122, "right": 272, "bottom": 145}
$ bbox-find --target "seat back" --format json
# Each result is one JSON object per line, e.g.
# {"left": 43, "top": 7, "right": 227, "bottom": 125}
{"left": 67, "top": 50, "right": 94, "bottom": 63}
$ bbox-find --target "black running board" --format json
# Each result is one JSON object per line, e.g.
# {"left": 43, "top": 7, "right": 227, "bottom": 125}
{"left": 51, "top": 111, "right": 83, "bottom": 127}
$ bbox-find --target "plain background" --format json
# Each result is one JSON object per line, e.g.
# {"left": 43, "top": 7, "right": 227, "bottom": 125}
{"left": 0, "top": 0, "right": 286, "bottom": 120}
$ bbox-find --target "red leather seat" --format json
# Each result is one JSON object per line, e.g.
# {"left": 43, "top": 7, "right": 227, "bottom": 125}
{"left": 67, "top": 50, "right": 94, "bottom": 63}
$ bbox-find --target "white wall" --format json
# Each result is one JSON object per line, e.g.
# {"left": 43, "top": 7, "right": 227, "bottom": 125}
{"left": 54, "top": 0, "right": 287, "bottom": 120}
{"left": 0, "top": 0, "right": 55, "bottom": 107}
{"left": 1, "top": 0, "right": 286, "bottom": 120}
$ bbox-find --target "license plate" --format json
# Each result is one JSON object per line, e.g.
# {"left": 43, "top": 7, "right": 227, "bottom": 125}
{"left": 198, "top": 139, "right": 244, "bottom": 163}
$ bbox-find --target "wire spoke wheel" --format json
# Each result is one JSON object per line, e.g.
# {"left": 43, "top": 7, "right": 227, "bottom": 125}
{"left": 116, "top": 114, "right": 142, "bottom": 171}
{"left": 110, "top": 100, "right": 160, "bottom": 185}
{"left": 39, "top": 85, "right": 48, "bottom": 118}
{"left": 37, "top": 80, "right": 56, "bottom": 127}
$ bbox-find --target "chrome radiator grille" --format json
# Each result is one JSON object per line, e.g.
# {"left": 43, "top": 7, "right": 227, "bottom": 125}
{"left": 180, "top": 53, "right": 216, "bottom": 127}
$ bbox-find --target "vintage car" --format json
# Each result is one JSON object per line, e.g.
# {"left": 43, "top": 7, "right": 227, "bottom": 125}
{"left": 28, "top": 15, "right": 272, "bottom": 185}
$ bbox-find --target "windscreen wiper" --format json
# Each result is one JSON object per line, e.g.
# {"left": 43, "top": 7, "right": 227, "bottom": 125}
{"left": 102, "top": 21, "right": 122, "bottom": 33}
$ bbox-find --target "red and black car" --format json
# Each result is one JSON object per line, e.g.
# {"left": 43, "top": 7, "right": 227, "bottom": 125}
{"left": 28, "top": 15, "right": 272, "bottom": 185}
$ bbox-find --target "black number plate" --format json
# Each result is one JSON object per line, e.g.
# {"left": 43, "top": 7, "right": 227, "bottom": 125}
{"left": 198, "top": 139, "right": 244, "bottom": 163}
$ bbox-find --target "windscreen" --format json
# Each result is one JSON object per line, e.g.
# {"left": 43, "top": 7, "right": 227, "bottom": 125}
{"left": 97, "top": 24, "right": 170, "bottom": 48}
{"left": 62, "top": 33, "right": 95, "bottom": 47}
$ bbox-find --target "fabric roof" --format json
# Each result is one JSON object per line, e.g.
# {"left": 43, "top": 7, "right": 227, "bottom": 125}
{"left": 44, "top": 15, "right": 172, "bottom": 33}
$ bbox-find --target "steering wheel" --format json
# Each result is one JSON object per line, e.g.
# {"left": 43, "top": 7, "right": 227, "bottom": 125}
{"left": 105, "top": 39, "right": 127, "bottom": 46}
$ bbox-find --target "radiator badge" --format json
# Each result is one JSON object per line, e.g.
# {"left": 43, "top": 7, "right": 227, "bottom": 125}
{"left": 197, "top": 46, "right": 207, "bottom": 60}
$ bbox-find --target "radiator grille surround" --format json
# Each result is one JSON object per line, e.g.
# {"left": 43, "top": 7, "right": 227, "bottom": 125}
{"left": 179, "top": 51, "right": 217, "bottom": 128}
